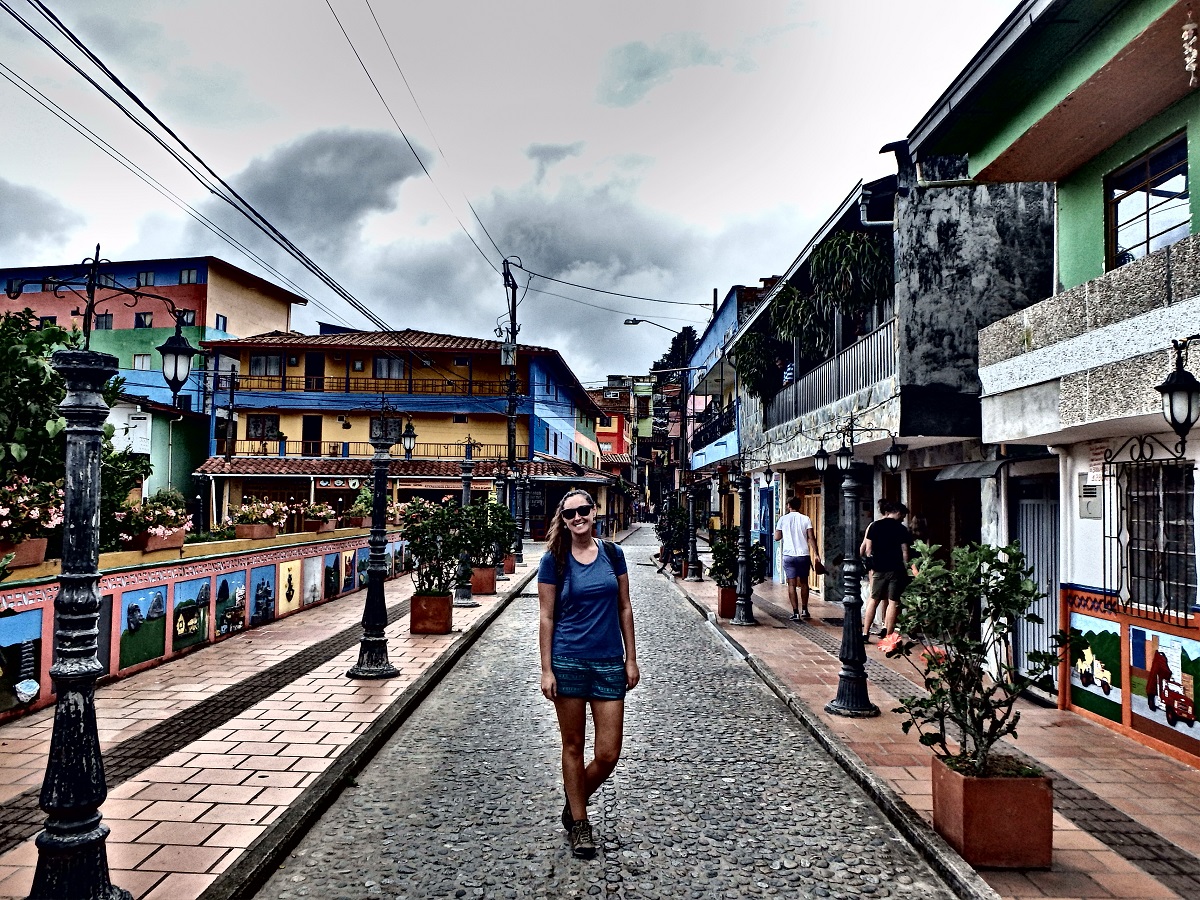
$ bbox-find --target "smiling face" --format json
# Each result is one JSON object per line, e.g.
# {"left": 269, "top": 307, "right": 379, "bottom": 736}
{"left": 559, "top": 493, "right": 595, "bottom": 537}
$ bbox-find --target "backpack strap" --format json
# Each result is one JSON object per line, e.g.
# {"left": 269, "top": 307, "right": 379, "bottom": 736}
{"left": 601, "top": 539, "right": 620, "bottom": 573}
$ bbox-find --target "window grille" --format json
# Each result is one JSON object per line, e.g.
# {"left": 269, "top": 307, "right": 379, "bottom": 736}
{"left": 1104, "top": 441, "right": 1197, "bottom": 625}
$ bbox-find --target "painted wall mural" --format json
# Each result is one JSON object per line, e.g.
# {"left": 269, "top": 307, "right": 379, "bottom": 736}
{"left": 278, "top": 560, "right": 302, "bottom": 617}
{"left": 1130, "top": 626, "right": 1200, "bottom": 752}
{"left": 120, "top": 584, "right": 168, "bottom": 669}
{"left": 1068, "top": 612, "right": 1121, "bottom": 723}
{"left": 0, "top": 608, "right": 42, "bottom": 712}
{"left": 172, "top": 576, "right": 211, "bottom": 653}
{"left": 215, "top": 569, "right": 247, "bottom": 637}
{"left": 357, "top": 547, "right": 370, "bottom": 588}
{"left": 302, "top": 556, "right": 323, "bottom": 606}
{"left": 324, "top": 553, "right": 341, "bottom": 600}
{"left": 342, "top": 549, "right": 356, "bottom": 593}
{"left": 249, "top": 564, "right": 277, "bottom": 627}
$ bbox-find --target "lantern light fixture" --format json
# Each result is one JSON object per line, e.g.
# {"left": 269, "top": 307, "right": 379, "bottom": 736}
{"left": 1157, "top": 337, "right": 1200, "bottom": 448}
{"left": 883, "top": 440, "right": 907, "bottom": 473}
{"left": 814, "top": 445, "right": 829, "bottom": 473}
{"left": 835, "top": 444, "right": 854, "bottom": 472}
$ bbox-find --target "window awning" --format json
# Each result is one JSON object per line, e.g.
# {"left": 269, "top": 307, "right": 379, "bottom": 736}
{"left": 934, "top": 454, "right": 1053, "bottom": 481}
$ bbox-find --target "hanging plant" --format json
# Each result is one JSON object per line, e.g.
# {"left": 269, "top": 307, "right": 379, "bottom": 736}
{"left": 809, "top": 230, "right": 892, "bottom": 326}
{"left": 731, "top": 331, "right": 780, "bottom": 399}
{"left": 771, "top": 284, "right": 833, "bottom": 360}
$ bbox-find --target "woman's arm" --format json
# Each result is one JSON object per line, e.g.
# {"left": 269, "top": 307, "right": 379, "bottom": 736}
{"left": 616, "top": 572, "right": 639, "bottom": 690}
{"left": 538, "top": 581, "right": 557, "bottom": 700}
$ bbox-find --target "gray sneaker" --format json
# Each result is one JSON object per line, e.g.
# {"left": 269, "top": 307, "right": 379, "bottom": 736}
{"left": 569, "top": 819, "right": 596, "bottom": 858}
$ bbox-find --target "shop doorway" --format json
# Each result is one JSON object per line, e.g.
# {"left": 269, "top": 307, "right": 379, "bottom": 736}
{"left": 908, "top": 470, "right": 982, "bottom": 555}
{"left": 796, "top": 482, "right": 823, "bottom": 593}
{"left": 1011, "top": 475, "right": 1060, "bottom": 689}
{"left": 759, "top": 487, "right": 774, "bottom": 578}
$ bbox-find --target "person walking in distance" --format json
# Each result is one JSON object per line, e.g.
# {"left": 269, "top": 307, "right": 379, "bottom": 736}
{"left": 774, "top": 495, "right": 823, "bottom": 621}
{"left": 859, "top": 499, "right": 912, "bottom": 643}
{"left": 538, "top": 489, "right": 639, "bottom": 859}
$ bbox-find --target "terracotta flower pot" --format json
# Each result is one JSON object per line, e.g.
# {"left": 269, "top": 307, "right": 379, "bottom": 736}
{"left": 303, "top": 520, "right": 335, "bottom": 533}
{"left": 123, "top": 529, "right": 185, "bottom": 553}
{"left": 235, "top": 524, "right": 277, "bottom": 540}
{"left": 503, "top": 553, "right": 516, "bottom": 574}
{"left": 348, "top": 516, "right": 372, "bottom": 529}
{"left": 931, "top": 756, "right": 1053, "bottom": 869}
{"left": 471, "top": 566, "right": 497, "bottom": 595}
{"left": 410, "top": 593, "right": 453, "bottom": 634}
{"left": 0, "top": 537, "right": 48, "bottom": 569}
{"left": 717, "top": 585, "right": 737, "bottom": 619}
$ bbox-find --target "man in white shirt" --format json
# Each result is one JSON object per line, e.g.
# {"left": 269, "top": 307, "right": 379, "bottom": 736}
{"left": 774, "top": 495, "right": 823, "bottom": 621}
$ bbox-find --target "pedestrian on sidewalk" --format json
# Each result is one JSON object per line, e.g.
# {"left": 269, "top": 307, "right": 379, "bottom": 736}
{"left": 859, "top": 499, "right": 911, "bottom": 645}
{"left": 538, "top": 489, "right": 640, "bottom": 860}
{"left": 774, "top": 495, "right": 822, "bottom": 620}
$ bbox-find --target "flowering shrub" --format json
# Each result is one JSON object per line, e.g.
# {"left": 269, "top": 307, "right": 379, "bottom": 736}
{"left": 0, "top": 476, "right": 65, "bottom": 544}
{"left": 228, "top": 498, "right": 290, "bottom": 528}
{"left": 347, "top": 485, "right": 374, "bottom": 518}
{"left": 387, "top": 500, "right": 404, "bottom": 521}
{"left": 115, "top": 489, "right": 191, "bottom": 544}
{"left": 302, "top": 501, "right": 337, "bottom": 523}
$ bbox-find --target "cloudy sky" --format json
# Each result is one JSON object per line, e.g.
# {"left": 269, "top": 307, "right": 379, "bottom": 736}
{"left": 0, "top": 0, "right": 1016, "bottom": 385}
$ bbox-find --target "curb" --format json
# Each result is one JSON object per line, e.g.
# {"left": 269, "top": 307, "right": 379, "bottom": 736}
{"left": 666, "top": 576, "right": 1000, "bottom": 900}
{"left": 202, "top": 567, "right": 539, "bottom": 900}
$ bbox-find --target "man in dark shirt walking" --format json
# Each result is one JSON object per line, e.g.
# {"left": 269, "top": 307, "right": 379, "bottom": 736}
{"left": 859, "top": 500, "right": 911, "bottom": 643}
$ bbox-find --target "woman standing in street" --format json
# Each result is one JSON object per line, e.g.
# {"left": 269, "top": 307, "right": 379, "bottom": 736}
{"left": 538, "top": 489, "right": 639, "bottom": 859}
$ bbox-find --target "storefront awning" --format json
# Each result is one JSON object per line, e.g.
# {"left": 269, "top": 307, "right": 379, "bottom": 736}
{"left": 935, "top": 454, "right": 1053, "bottom": 481}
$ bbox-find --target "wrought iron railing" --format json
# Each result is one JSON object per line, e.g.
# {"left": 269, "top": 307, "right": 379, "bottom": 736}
{"left": 216, "top": 439, "right": 529, "bottom": 460}
{"left": 764, "top": 318, "right": 897, "bottom": 430}
{"left": 692, "top": 404, "right": 737, "bottom": 452}
{"left": 217, "top": 373, "right": 520, "bottom": 397}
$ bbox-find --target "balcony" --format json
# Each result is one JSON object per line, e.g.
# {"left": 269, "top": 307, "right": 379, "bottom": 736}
{"left": 215, "top": 439, "right": 530, "bottom": 460}
{"left": 764, "top": 318, "right": 896, "bottom": 430}
{"left": 220, "top": 374, "right": 522, "bottom": 397}
{"left": 692, "top": 404, "right": 737, "bottom": 453}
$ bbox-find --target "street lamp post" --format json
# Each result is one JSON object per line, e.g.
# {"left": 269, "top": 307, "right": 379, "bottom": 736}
{"left": 455, "top": 438, "right": 479, "bottom": 608}
{"left": 512, "top": 469, "right": 525, "bottom": 564}
{"left": 730, "top": 470, "right": 756, "bottom": 626}
{"left": 347, "top": 401, "right": 402, "bottom": 680}
{"left": 685, "top": 482, "right": 702, "bottom": 581}
{"left": 494, "top": 467, "right": 509, "bottom": 582}
{"left": 521, "top": 472, "right": 532, "bottom": 542}
{"left": 7, "top": 246, "right": 201, "bottom": 900}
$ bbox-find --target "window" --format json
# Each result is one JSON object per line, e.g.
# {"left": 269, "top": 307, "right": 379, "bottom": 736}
{"left": 98, "top": 273, "right": 117, "bottom": 288}
{"left": 246, "top": 414, "right": 281, "bottom": 440}
{"left": 553, "top": 433, "right": 559, "bottom": 455}
{"left": 1105, "top": 458, "right": 1196, "bottom": 624}
{"left": 38, "top": 316, "right": 56, "bottom": 329}
{"left": 373, "top": 355, "right": 404, "bottom": 380}
{"left": 600, "top": 415, "right": 612, "bottom": 428}
{"left": 1107, "top": 134, "right": 1189, "bottom": 269}
{"left": 249, "top": 354, "right": 283, "bottom": 377}
{"left": 179, "top": 309, "right": 196, "bottom": 326}
{"left": 600, "top": 442, "right": 612, "bottom": 452}
{"left": 137, "top": 271, "right": 154, "bottom": 287}
{"left": 4, "top": 279, "right": 20, "bottom": 295}
{"left": 134, "top": 311, "right": 153, "bottom": 329}
{"left": 179, "top": 268, "right": 198, "bottom": 285}
{"left": 454, "top": 356, "right": 469, "bottom": 367}
{"left": 352, "top": 359, "right": 365, "bottom": 372}
{"left": 214, "top": 313, "right": 228, "bottom": 331}
{"left": 453, "top": 414, "right": 468, "bottom": 424}
{"left": 93, "top": 313, "right": 113, "bottom": 330}
{"left": 132, "top": 354, "right": 151, "bottom": 370}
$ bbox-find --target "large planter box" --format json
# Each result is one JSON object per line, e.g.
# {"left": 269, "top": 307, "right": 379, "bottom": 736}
{"left": 471, "top": 566, "right": 497, "bottom": 595}
{"left": 410, "top": 593, "right": 452, "bottom": 634}
{"left": 931, "top": 756, "right": 1053, "bottom": 869}
{"left": 717, "top": 586, "right": 737, "bottom": 619}
{"left": 303, "top": 520, "right": 335, "bottom": 534}
{"left": 347, "top": 516, "right": 372, "bottom": 529}
{"left": 503, "top": 553, "right": 516, "bottom": 574}
{"left": 235, "top": 524, "right": 278, "bottom": 541}
{"left": 123, "top": 529, "right": 186, "bottom": 553}
{"left": 0, "top": 538, "right": 48, "bottom": 569}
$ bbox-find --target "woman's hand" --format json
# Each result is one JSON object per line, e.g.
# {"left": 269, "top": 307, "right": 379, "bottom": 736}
{"left": 540, "top": 670, "right": 557, "bottom": 701}
{"left": 625, "top": 659, "right": 640, "bottom": 691}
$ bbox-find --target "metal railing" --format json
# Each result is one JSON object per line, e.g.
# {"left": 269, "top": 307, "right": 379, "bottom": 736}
{"left": 764, "top": 318, "right": 897, "bottom": 430}
{"left": 692, "top": 404, "right": 737, "bottom": 452}
{"left": 217, "top": 439, "right": 530, "bottom": 460}
{"left": 219, "top": 373, "right": 521, "bottom": 397}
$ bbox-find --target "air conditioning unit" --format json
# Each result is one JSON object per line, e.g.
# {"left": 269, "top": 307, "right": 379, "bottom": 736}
{"left": 603, "top": 390, "right": 620, "bottom": 399}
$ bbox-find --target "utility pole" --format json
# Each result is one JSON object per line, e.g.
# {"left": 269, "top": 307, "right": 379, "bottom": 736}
{"left": 501, "top": 259, "right": 520, "bottom": 472}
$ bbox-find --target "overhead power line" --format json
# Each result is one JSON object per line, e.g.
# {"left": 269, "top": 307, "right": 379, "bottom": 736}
{"left": 512, "top": 263, "right": 710, "bottom": 307}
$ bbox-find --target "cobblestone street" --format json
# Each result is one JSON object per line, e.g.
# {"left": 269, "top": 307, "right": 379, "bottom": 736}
{"left": 254, "top": 531, "right": 954, "bottom": 900}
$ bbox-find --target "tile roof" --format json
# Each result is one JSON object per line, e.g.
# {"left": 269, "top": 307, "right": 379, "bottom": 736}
{"left": 194, "top": 453, "right": 614, "bottom": 482}
{"left": 201, "top": 328, "right": 553, "bottom": 354}
{"left": 601, "top": 453, "right": 632, "bottom": 465}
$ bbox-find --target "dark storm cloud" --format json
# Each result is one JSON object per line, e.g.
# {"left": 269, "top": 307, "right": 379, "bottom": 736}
{"left": 525, "top": 142, "right": 584, "bottom": 184}
{"left": 0, "top": 178, "right": 80, "bottom": 255}
{"left": 231, "top": 130, "right": 428, "bottom": 257}
{"left": 596, "top": 32, "right": 723, "bottom": 106}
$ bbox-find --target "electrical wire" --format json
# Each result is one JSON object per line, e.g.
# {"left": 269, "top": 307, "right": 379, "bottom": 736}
{"left": 513, "top": 262, "right": 711, "bottom": 307}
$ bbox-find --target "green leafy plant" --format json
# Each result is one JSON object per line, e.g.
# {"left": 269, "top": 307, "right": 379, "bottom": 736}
{"left": 98, "top": 438, "right": 154, "bottom": 552}
{"left": 458, "top": 500, "right": 515, "bottom": 566}
{"left": 771, "top": 284, "right": 833, "bottom": 360}
{"left": 0, "top": 476, "right": 64, "bottom": 544}
{"left": 0, "top": 310, "right": 75, "bottom": 482}
{"left": 885, "top": 540, "right": 1071, "bottom": 778}
{"left": 114, "top": 488, "right": 192, "bottom": 544}
{"left": 397, "top": 498, "right": 463, "bottom": 595}
{"left": 809, "top": 230, "right": 892, "bottom": 328}
{"left": 707, "top": 527, "right": 739, "bottom": 588}
{"left": 228, "top": 498, "right": 290, "bottom": 528}
{"left": 731, "top": 331, "right": 789, "bottom": 399}
{"left": 302, "top": 501, "right": 337, "bottom": 523}
{"left": 347, "top": 485, "right": 375, "bottom": 518}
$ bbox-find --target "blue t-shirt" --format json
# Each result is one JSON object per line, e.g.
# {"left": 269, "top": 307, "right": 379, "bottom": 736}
{"left": 538, "top": 542, "right": 628, "bottom": 660}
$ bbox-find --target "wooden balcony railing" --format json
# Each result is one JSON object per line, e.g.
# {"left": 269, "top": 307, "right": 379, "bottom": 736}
{"left": 218, "top": 374, "right": 521, "bottom": 397}
{"left": 764, "top": 318, "right": 897, "bottom": 430}
{"left": 216, "top": 439, "right": 530, "bottom": 460}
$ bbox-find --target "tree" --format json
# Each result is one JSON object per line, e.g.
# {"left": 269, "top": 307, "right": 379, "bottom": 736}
{"left": 0, "top": 310, "right": 74, "bottom": 482}
{"left": 651, "top": 326, "right": 698, "bottom": 386}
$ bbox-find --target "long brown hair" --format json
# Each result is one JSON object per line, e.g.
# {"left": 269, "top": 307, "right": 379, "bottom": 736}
{"left": 545, "top": 489, "right": 594, "bottom": 573}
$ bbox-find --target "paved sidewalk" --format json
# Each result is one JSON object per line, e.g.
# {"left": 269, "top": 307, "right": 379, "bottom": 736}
{"left": 0, "top": 541, "right": 559, "bottom": 900}
{"left": 673, "top": 552, "right": 1199, "bottom": 900}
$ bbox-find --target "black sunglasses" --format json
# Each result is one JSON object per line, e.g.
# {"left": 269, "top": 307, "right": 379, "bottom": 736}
{"left": 561, "top": 504, "right": 593, "bottom": 520}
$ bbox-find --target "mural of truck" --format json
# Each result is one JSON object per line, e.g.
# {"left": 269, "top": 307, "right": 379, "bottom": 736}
{"left": 1146, "top": 642, "right": 1196, "bottom": 729}
{"left": 1074, "top": 647, "right": 1112, "bottom": 694}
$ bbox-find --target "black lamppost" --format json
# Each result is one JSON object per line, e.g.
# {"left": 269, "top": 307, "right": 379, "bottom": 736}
{"left": 347, "top": 397, "right": 404, "bottom": 680}
{"left": 730, "top": 469, "right": 756, "bottom": 626}
{"left": 520, "top": 472, "right": 532, "bottom": 542}
{"left": 512, "top": 468, "right": 525, "bottom": 564}
{"left": 685, "top": 481, "right": 702, "bottom": 581}
{"left": 813, "top": 414, "right": 906, "bottom": 719}
{"left": 494, "top": 466, "right": 509, "bottom": 582}
{"left": 6, "top": 246, "right": 201, "bottom": 900}
{"left": 454, "top": 437, "right": 479, "bottom": 608}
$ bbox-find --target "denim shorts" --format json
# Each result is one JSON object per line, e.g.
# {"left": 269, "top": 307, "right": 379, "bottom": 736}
{"left": 782, "top": 555, "right": 811, "bottom": 581}
{"left": 551, "top": 656, "right": 627, "bottom": 700}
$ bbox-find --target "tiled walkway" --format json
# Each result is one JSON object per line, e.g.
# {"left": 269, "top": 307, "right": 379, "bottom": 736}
{"left": 677, "top": 556, "right": 1200, "bottom": 900}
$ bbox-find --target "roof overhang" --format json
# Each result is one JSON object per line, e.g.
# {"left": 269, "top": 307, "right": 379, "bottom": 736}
{"left": 935, "top": 452, "right": 1054, "bottom": 481}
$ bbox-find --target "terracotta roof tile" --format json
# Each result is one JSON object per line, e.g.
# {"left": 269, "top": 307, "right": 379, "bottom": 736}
{"left": 194, "top": 453, "right": 614, "bottom": 482}
{"left": 201, "top": 328, "right": 553, "bottom": 354}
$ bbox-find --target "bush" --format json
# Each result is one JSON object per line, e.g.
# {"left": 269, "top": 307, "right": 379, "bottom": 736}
{"left": 0, "top": 476, "right": 64, "bottom": 544}
{"left": 114, "top": 489, "right": 191, "bottom": 544}
{"left": 347, "top": 485, "right": 374, "bottom": 518}
{"left": 397, "top": 498, "right": 463, "bottom": 595}
{"left": 228, "top": 498, "right": 289, "bottom": 528}
{"left": 302, "top": 501, "right": 337, "bottom": 523}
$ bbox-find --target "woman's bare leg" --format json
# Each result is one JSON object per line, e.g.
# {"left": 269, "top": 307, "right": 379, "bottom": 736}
{"left": 554, "top": 697, "right": 589, "bottom": 821}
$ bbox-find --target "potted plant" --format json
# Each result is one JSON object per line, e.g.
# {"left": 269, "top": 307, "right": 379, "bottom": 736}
{"left": 387, "top": 500, "right": 404, "bottom": 526}
{"left": 229, "top": 498, "right": 289, "bottom": 540}
{"left": 302, "top": 501, "right": 337, "bottom": 533}
{"left": 345, "top": 484, "right": 374, "bottom": 528}
{"left": 398, "top": 498, "right": 461, "bottom": 634}
{"left": 885, "top": 540, "right": 1069, "bottom": 869}
{"left": 459, "top": 501, "right": 501, "bottom": 595}
{"left": 0, "top": 476, "right": 64, "bottom": 568}
{"left": 117, "top": 489, "right": 191, "bottom": 553}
